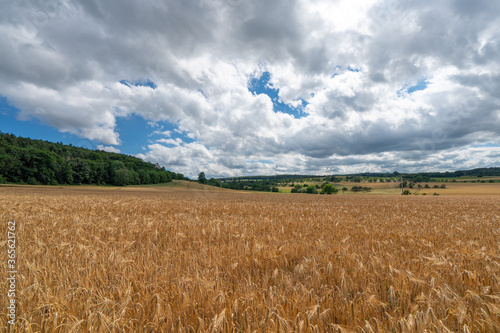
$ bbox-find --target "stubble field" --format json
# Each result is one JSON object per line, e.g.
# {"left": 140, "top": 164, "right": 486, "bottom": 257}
{"left": 1, "top": 186, "right": 499, "bottom": 332}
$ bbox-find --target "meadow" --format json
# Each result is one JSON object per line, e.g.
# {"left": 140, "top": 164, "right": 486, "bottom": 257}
{"left": 1, "top": 185, "right": 499, "bottom": 332}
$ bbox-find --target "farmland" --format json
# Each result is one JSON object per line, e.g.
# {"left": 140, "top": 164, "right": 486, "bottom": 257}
{"left": 275, "top": 180, "right": 500, "bottom": 196}
{"left": 1, "top": 185, "right": 499, "bottom": 332}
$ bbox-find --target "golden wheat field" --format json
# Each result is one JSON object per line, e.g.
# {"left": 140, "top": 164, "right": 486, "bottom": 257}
{"left": 1, "top": 185, "right": 499, "bottom": 332}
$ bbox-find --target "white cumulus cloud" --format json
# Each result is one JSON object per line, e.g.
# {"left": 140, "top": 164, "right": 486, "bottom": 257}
{"left": 0, "top": 0, "right": 499, "bottom": 177}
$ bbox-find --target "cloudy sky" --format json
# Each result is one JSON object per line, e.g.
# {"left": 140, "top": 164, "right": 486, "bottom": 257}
{"left": 1, "top": 0, "right": 499, "bottom": 178}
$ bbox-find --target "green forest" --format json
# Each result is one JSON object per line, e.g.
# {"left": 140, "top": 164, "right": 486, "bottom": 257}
{"left": 0, "top": 132, "right": 186, "bottom": 186}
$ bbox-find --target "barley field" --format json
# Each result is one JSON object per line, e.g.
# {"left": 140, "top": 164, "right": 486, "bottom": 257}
{"left": 1, "top": 185, "right": 499, "bottom": 332}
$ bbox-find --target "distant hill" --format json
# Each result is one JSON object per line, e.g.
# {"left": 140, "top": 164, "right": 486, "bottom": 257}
{"left": 349, "top": 168, "right": 500, "bottom": 178}
{"left": 0, "top": 132, "right": 187, "bottom": 186}
{"left": 218, "top": 168, "right": 500, "bottom": 182}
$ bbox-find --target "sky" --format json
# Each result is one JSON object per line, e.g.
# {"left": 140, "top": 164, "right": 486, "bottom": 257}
{"left": 1, "top": 0, "right": 499, "bottom": 178}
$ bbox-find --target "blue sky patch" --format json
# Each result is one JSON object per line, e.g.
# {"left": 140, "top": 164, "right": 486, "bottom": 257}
{"left": 114, "top": 114, "right": 153, "bottom": 154}
{"left": 331, "top": 65, "right": 342, "bottom": 78}
{"left": 0, "top": 96, "right": 100, "bottom": 149}
{"left": 0, "top": 95, "right": 193, "bottom": 155}
{"left": 398, "top": 78, "right": 429, "bottom": 96}
{"left": 473, "top": 142, "right": 500, "bottom": 148}
{"left": 407, "top": 79, "right": 428, "bottom": 94}
{"left": 347, "top": 66, "right": 362, "bottom": 72}
{"left": 116, "top": 115, "right": 195, "bottom": 154}
{"left": 248, "top": 71, "right": 308, "bottom": 118}
{"left": 151, "top": 120, "right": 196, "bottom": 147}
{"left": 119, "top": 79, "right": 157, "bottom": 89}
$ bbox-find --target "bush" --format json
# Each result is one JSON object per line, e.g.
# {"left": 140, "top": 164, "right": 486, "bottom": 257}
{"left": 27, "top": 177, "right": 38, "bottom": 185}
{"left": 271, "top": 187, "right": 279, "bottom": 192}
{"left": 321, "top": 183, "right": 338, "bottom": 194}
{"left": 306, "top": 185, "right": 318, "bottom": 194}
{"left": 351, "top": 186, "right": 372, "bottom": 192}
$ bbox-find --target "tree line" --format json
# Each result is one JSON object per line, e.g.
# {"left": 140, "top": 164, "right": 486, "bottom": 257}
{"left": 198, "top": 172, "right": 279, "bottom": 192}
{"left": 352, "top": 168, "right": 500, "bottom": 180}
{"left": 0, "top": 132, "right": 186, "bottom": 186}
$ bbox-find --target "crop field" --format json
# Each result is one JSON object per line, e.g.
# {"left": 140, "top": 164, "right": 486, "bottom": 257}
{"left": 277, "top": 181, "right": 500, "bottom": 196}
{"left": 1, "top": 185, "right": 499, "bottom": 332}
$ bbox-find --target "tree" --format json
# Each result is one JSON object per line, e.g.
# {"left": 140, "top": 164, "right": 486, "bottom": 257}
{"left": 321, "top": 183, "right": 338, "bottom": 194}
{"left": 158, "top": 172, "right": 171, "bottom": 183}
{"left": 128, "top": 170, "right": 140, "bottom": 185}
{"left": 110, "top": 160, "right": 126, "bottom": 172}
{"left": 69, "top": 158, "right": 91, "bottom": 184}
{"left": 198, "top": 172, "right": 207, "bottom": 184}
{"left": 306, "top": 185, "right": 318, "bottom": 194}
{"left": 208, "top": 178, "right": 222, "bottom": 187}
{"left": 61, "top": 163, "right": 74, "bottom": 184}
{"left": 138, "top": 169, "right": 151, "bottom": 184}
{"left": 329, "top": 176, "right": 341, "bottom": 182}
{"left": 113, "top": 169, "right": 130, "bottom": 186}
{"left": 149, "top": 171, "right": 160, "bottom": 184}
{"left": 93, "top": 162, "right": 109, "bottom": 185}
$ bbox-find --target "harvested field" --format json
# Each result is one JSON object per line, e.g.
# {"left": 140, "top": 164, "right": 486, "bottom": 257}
{"left": 1, "top": 186, "right": 499, "bottom": 332}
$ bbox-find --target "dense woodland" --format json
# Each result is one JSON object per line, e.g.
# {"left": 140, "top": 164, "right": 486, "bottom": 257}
{"left": 0, "top": 132, "right": 186, "bottom": 186}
